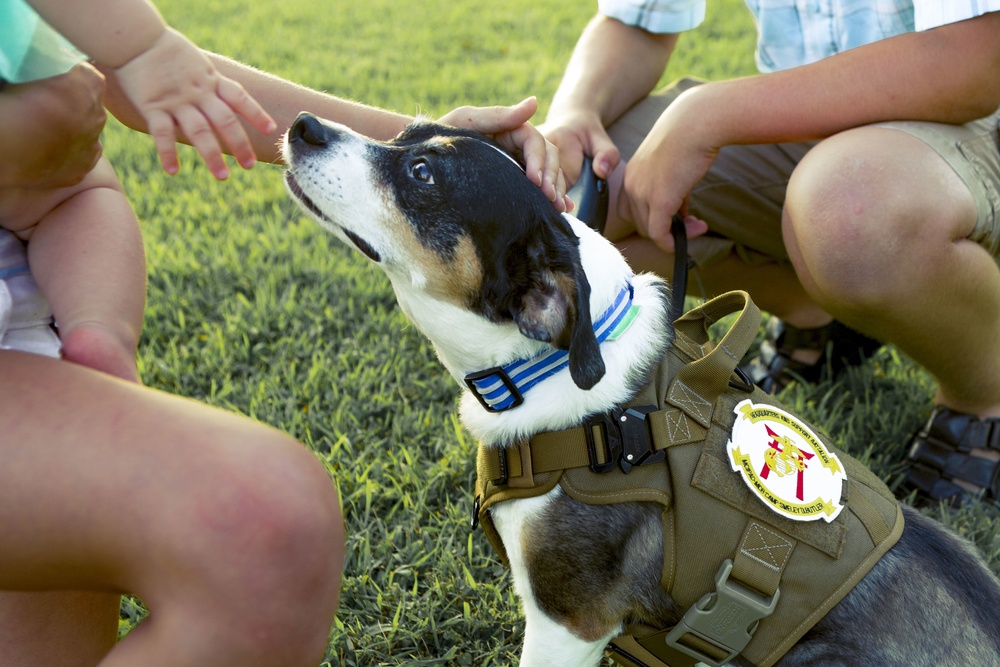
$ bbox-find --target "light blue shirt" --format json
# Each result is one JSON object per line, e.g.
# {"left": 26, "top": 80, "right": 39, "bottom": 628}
{"left": 598, "top": 0, "right": 999, "bottom": 72}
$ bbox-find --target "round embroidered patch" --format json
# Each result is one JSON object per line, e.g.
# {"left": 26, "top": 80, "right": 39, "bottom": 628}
{"left": 727, "top": 399, "right": 846, "bottom": 523}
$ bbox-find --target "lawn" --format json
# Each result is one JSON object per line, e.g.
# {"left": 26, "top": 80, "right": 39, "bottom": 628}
{"left": 106, "top": 0, "right": 1000, "bottom": 664}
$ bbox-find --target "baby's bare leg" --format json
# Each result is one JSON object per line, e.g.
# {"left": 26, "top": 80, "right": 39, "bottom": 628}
{"left": 26, "top": 158, "right": 146, "bottom": 382}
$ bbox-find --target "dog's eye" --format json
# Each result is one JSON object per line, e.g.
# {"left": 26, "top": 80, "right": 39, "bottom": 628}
{"left": 410, "top": 159, "right": 434, "bottom": 184}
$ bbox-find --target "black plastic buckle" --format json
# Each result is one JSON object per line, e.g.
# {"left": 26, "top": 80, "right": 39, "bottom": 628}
{"left": 464, "top": 367, "right": 524, "bottom": 412}
{"left": 585, "top": 404, "right": 662, "bottom": 474}
{"left": 618, "top": 405, "right": 664, "bottom": 473}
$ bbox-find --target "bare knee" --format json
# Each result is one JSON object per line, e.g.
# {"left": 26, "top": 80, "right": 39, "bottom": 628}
{"left": 148, "top": 433, "right": 344, "bottom": 663}
{"left": 783, "top": 128, "right": 966, "bottom": 310}
{"left": 221, "top": 441, "right": 343, "bottom": 661}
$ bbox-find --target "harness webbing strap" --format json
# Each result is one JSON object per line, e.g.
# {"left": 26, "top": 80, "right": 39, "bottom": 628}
{"left": 731, "top": 519, "right": 795, "bottom": 598}
{"left": 609, "top": 635, "right": 699, "bottom": 667}
{"left": 482, "top": 407, "right": 689, "bottom": 486}
{"left": 479, "top": 427, "right": 604, "bottom": 484}
{"left": 846, "top": 478, "right": 893, "bottom": 545}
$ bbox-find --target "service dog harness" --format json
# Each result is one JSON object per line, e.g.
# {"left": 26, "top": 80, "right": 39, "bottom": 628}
{"left": 470, "top": 291, "right": 903, "bottom": 667}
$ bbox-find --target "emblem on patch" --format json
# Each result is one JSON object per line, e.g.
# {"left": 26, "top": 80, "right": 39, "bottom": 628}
{"left": 727, "top": 399, "right": 846, "bottom": 522}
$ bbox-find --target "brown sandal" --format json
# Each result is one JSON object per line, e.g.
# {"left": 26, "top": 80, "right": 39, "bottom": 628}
{"left": 740, "top": 317, "right": 883, "bottom": 394}
{"left": 900, "top": 407, "right": 1000, "bottom": 504}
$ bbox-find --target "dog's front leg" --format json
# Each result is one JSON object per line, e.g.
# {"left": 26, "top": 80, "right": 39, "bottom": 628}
{"left": 518, "top": 590, "right": 619, "bottom": 667}
{"left": 491, "top": 491, "right": 620, "bottom": 667}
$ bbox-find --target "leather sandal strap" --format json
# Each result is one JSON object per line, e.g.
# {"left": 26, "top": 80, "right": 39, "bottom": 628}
{"left": 741, "top": 318, "right": 882, "bottom": 395}
{"left": 772, "top": 320, "right": 831, "bottom": 354}
{"left": 902, "top": 463, "right": 979, "bottom": 503}
{"left": 903, "top": 408, "right": 1000, "bottom": 502}
{"left": 908, "top": 440, "right": 1000, "bottom": 491}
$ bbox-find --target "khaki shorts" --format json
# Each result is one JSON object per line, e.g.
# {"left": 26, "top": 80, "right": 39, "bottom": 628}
{"left": 607, "top": 77, "right": 1000, "bottom": 267}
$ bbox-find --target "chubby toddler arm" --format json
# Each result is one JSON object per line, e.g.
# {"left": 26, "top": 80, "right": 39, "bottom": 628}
{"left": 28, "top": 0, "right": 275, "bottom": 179}
{"left": 105, "top": 52, "right": 568, "bottom": 209}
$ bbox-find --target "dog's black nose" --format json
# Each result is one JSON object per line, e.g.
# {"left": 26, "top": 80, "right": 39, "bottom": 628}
{"left": 289, "top": 113, "right": 329, "bottom": 147}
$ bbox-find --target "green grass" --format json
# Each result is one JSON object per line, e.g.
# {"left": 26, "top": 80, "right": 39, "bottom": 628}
{"left": 104, "top": 0, "right": 1000, "bottom": 664}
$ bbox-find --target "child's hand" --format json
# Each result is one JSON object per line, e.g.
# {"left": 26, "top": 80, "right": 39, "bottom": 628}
{"left": 113, "top": 28, "right": 276, "bottom": 179}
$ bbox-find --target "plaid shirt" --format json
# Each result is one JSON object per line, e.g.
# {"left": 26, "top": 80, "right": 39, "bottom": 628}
{"left": 599, "top": 0, "right": 1000, "bottom": 72}
{"left": 915, "top": 1, "right": 1000, "bottom": 29}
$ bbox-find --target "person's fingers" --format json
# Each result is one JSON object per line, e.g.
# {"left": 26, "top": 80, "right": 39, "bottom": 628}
{"left": 175, "top": 106, "right": 228, "bottom": 180}
{"left": 506, "top": 123, "right": 565, "bottom": 207}
{"left": 442, "top": 97, "right": 539, "bottom": 133}
{"left": 589, "top": 137, "right": 621, "bottom": 182}
{"left": 145, "top": 109, "right": 180, "bottom": 175}
{"left": 506, "top": 123, "right": 544, "bottom": 184}
{"left": 648, "top": 200, "right": 700, "bottom": 253}
{"left": 646, "top": 206, "right": 678, "bottom": 252}
{"left": 617, "top": 185, "right": 682, "bottom": 252}
{"left": 217, "top": 78, "right": 277, "bottom": 136}
{"left": 438, "top": 99, "right": 574, "bottom": 211}
{"left": 559, "top": 143, "right": 586, "bottom": 187}
{"left": 540, "top": 135, "right": 565, "bottom": 208}
{"left": 200, "top": 95, "right": 257, "bottom": 170}
{"left": 683, "top": 215, "right": 709, "bottom": 239}
{"left": 488, "top": 96, "right": 538, "bottom": 130}
{"left": 505, "top": 96, "right": 539, "bottom": 125}
{"left": 555, "top": 169, "right": 572, "bottom": 212}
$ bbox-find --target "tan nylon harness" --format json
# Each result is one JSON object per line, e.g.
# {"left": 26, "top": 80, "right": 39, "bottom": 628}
{"left": 473, "top": 291, "right": 903, "bottom": 667}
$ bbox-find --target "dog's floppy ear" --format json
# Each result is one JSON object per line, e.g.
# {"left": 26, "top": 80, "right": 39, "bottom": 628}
{"left": 511, "top": 228, "right": 606, "bottom": 390}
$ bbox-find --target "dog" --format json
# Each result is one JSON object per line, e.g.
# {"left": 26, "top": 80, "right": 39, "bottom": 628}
{"left": 283, "top": 113, "right": 1000, "bottom": 667}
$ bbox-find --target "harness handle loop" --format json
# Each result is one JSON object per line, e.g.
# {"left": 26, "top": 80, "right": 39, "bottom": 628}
{"left": 667, "top": 291, "right": 760, "bottom": 425}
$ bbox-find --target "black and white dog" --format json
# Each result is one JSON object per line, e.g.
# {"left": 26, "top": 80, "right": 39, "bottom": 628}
{"left": 283, "top": 113, "right": 1000, "bottom": 667}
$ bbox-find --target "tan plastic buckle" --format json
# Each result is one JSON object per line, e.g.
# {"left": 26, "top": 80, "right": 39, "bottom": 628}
{"left": 664, "top": 559, "right": 779, "bottom": 667}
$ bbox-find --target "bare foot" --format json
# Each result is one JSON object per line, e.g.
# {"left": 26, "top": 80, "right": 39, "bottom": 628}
{"left": 59, "top": 322, "right": 140, "bottom": 384}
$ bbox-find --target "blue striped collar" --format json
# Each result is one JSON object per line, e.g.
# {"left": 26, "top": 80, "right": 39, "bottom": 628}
{"left": 464, "top": 282, "right": 634, "bottom": 412}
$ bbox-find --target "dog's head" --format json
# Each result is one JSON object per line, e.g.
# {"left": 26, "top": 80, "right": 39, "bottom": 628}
{"left": 283, "top": 113, "right": 604, "bottom": 390}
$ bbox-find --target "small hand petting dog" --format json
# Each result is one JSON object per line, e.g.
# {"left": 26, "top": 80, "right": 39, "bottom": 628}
{"left": 284, "top": 113, "right": 1000, "bottom": 667}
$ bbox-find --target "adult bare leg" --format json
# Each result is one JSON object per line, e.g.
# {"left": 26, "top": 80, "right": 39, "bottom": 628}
{"left": 0, "top": 591, "right": 120, "bottom": 667}
{"left": 784, "top": 126, "right": 1000, "bottom": 498}
{"left": 784, "top": 126, "right": 1000, "bottom": 419}
{"left": 0, "top": 350, "right": 344, "bottom": 666}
